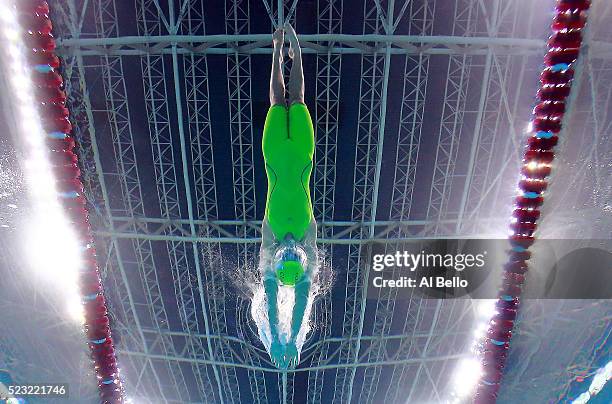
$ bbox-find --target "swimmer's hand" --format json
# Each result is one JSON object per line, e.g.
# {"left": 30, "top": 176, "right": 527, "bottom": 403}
{"left": 270, "top": 340, "right": 286, "bottom": 369}
{"left": 285, "top": 342, "right": 300, "bottom": 369}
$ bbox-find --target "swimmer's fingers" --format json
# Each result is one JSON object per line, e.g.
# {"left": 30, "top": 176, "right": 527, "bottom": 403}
{"left": 270, "top": 341, "right": 285, "bottom": 368}
{"left": 284, "top": 343, "right": 299, "bottom": 369}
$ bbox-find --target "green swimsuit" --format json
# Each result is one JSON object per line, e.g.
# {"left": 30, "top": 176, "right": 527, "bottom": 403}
{"left": 263, "top": 103, "right": 314, "bottom": 242}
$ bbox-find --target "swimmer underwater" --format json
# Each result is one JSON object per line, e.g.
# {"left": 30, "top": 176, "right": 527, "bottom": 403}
{"left": 257, "top": 23, "right": 318, "bottom": 369}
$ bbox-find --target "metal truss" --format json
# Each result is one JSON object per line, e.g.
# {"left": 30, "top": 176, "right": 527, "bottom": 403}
{"left": 332, "top": 1, "right": 389, "bottom": 402}
{"left": 181, "top": 4, "right": 239, "bottom": 403}
{"left": 407, "top": 6, "right": 478, "bottom": 401}
{"left": 136, "top": 0, "right": 227, "bottom": 402}
{"left": 56, "top": 33, "right": 570, "bottom": 57}
{"left": 360, "top": 1, "right": 436, "bottom": 402}
{"left": 455, "top": 0, "right": 503, "bottom": 233}
{"left": 49, "top": 12, "right": 610, "bottom": 58}
{"left": 225, "top": 0, "right": 258, "bottom": 266}
{"left": 115, "top": 325, "right": 473, "bottom": 372}
{"left": 474, "top": 1, "right": 546, "bottom": 232}
{"left": 97, "top": 216, "right": 511, "bottom": 244}
{"left": 455, "top": 0, "right": 536, "bottom": 235}
{"left": 425, "top": 0, "right": 479, "bottom": 235}
{"left": 99, "top": 0, "right": 192, "bottom": 400}
{"left": 179, "top": 1, "right": 242, "bottom": 402}
{"left": 94, "top": 212, "right": 601, "bottom": 246}
{"left": 225, "top": 2, "right": 270, "bottom": 404}
{"left": 56, "top": 1, "right": 177, "bottom": 400}
{"left": 307, "top": 1, "right": 343, "bottom": 401}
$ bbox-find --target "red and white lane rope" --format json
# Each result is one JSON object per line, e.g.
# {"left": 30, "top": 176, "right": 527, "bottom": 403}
{"left": 0, "top": 0, "right": 124, "bottom": 402}
{"left": 472, "top": 1, "right": 591, "bottom": 403}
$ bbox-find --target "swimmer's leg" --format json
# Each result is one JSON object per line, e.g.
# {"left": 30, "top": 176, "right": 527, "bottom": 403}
{"left": 288, "top": 103, "right": 314, "bottom": 159}
{"left": 285, "top": 23, "right": 314, "bottom": 214}
{"left": 285, "top": 23, "right": 304, "bottom": 105}
{"left": 263, "top": 104, "right": 289, "bottom": 213}
{"left": 270, "top": 27, "right": 286, "bottom": 106}
{"left": 288, "top": 103, "right": 315, "bottom": 216}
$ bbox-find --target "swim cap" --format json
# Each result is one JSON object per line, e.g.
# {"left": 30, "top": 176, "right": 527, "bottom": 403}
{"left": 273, "top": 244, "right": 306, "bottom": 286}
{"left": 277, "top": 260, "right": 304, "bottom": 286}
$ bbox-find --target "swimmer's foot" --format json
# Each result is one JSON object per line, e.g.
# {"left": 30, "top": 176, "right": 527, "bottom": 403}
{"left": 272, "top": 27, "right": 285, "bottom": 63}
{"left": 284, "top": 22, "right": 299, "bottom": 59}
{"left": 273, "top": 27, "right": 285, "bottom": 48}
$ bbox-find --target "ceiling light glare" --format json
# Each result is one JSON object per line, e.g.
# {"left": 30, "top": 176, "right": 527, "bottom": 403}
{"left": 67, "top": 294, "right": 85, "bottom": 324}
{"left": 0, "top": 12, "right": 13, "bottom": 24}
{"left": 476, "top": 300, "right": 497, "bottom": 318}
{"left": 3, "top": 26, "right": 19, "bottom": 42}
{"left": 452, "top": 358, "right": 482, "bottom": 397}
{"left": 473, "top": 322, "right": 488, "bottom": 338}
{"left": 11, "top": 72, "right": 30, "bottom": 90}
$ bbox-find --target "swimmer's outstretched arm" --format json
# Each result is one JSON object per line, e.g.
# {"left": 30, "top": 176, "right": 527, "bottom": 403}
{"left": 290, "top": 278, "right": 311, "bottom": 342}
{"left": 261, "top": 219, "right": 286, "bottom": 367}
{"left": 264, "top": 273, "right": 287, "bottom": 368}
{"left": 289, "top": 221, "right": 316, "bottom": 344}
{"left": 263, "top": 275, "right": 280, "bottom": 341}
{"left": 283, "top": 277, "right": 310, "bottom": 368}
{"left": 285, "top": 220, "right": 317, "bottom": 368}
{"left": 261, "top": 222, "right": 281, "bottom": 335}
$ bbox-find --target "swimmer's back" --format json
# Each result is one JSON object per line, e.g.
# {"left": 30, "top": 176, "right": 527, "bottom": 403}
{"left": 263, "top": 103, "right": 314, "bottom": 241}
